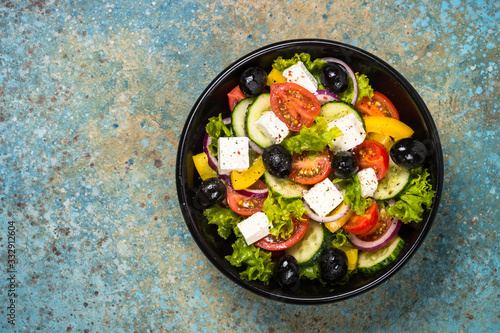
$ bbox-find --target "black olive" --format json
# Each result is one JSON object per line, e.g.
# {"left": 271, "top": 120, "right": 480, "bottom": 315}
{"left": 262, "top": 144, "right": 292, "bottom": 178}
{"left": 390, "top": 138, "right": 427, "bottom": 169}
{"left": 320, "top": 248, "right": 348, "bottom": 283}
{"left": 193, "top": 177, "right": 226, "bottom": 210}
{"left": 274, "top": 255, "right": 300, "bottom": 290}
{"left": 319, "top": 63, "right": 349, "bottom": 94}
{"left": 239, "top": 66, "right": 267, "bottom": 96}
{"left": 331, "top": 151, "right": 358, "bottom": 179}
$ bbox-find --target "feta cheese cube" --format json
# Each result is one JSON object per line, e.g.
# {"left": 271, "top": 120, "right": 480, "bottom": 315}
{"left": 357, "top": 168, "right": 378, "bottom": 198}
{"left": 217, "top": 137, "right": 249, "bottom": 175}
{"left": 328, "top": 113, "right": 366, "bottom": 152}
{"left": 303, "top": 178, "right": 344, "bottom": 217}
{"left": 237, "top": 212, "right": 272, "bottom": 245}
{"left": 282, "top": 61, "right": 318, "bottom": 93}
{"left": 255, "top": 111, "right": 290, "bottom": 144}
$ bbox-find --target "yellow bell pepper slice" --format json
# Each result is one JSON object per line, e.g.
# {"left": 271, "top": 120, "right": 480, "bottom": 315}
{"left": 192, "top": 152, "right": 217, "bottom": 181}
{"left": 324, "top": 205, "right": 355, "bottom": 234}
{"left": 363, "top": 116, "right": 414, "bottom": 142}
{"left": 339, "top": 246, "right": 358, "bottom": 270}
{"left": 230, "top": 156, "right": 266, "bottom": 190}
{"left": 366, "top": 132, "right": 396, "bottom": 151}
{"left": 266, "top": 68, "right": 287, "bottom": 85}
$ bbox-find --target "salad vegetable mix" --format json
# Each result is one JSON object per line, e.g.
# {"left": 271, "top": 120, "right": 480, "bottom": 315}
{"left": 192, "top": 53, "right": 435, "bottom": 289}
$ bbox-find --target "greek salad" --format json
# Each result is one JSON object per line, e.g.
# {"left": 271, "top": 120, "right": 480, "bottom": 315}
{"left": 192, "top": 53, "right": 435, "bottom": 289}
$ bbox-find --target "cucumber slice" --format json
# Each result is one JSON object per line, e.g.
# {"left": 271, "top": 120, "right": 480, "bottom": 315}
{"left": 285, "top": 221, "right": 328, "bottom": 266}
{"left": 264, "top": 172, "right": 308, "bottom": 199}
{"left": 231, "top": 97, "right": 255, "bottom": 137}
{"left": 358, "top": 234, "right": 405, "bottom": 274}
{"left": 320, "top": 101, "right": 365, "bottom": 129}
{"left": 373, "top": 159, "right": 411, "bottom": 200}
{"left": 246, "top": 93, "right": 274, "bottom": 148}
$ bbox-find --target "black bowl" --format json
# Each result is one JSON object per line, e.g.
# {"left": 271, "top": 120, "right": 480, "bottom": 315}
{"left": 176, "top": 39, "right": 443, "bottom": 304}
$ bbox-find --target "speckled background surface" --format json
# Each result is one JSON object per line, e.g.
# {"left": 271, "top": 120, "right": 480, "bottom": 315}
{"left": 0, "top": 0, "right": 498, "bottom": 332}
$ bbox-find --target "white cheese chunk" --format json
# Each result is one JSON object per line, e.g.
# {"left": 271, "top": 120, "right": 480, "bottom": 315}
{"left": 255, "top": 111, "right": 290, "bottom": 144}
{"left": 217, "top": 137, "right": 249, "bottom": 175}
{"left": 303, "top": 178, "right": 344, "bottom": 217}
{"left": 237, "top": 212, "right": 272, "bottom": 245}
{"left": 282, "top": 61, "right": 318, "bottom": 93}
{"left": 357, "top": 168, "right": 379, "bottom": 198}
{"left": 327, "top": 113, "right": 366, "bottom": 153}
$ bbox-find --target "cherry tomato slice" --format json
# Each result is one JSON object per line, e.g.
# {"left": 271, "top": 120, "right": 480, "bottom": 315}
{"left": 342, "top": 201, "right": 379, "bottom": 235}
{"left": 289, "top": 149, "right": 332, "bottom": 185}
{"left": 356, "top": 210, "right": 392, "bottom": 242}
{"left": 270, "top": 83, "right": 321, "bottom": 132}
{"left": 352, "top": 140, "right": 389, "bottom": 180}
{"left": 254, "top": 215, "right": 310, "bottom": 251}
{"left": 226, "top": 184, "right": 266, "bottom": 216}
{"left": 355, "top": 92, "right": 400, "bottom": 120}
{"left": 228, "top": 85, "right": 248, "bottom": 111}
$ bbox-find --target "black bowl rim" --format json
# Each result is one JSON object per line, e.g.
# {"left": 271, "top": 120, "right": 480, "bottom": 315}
{"left": 176, "top": 38, "right": 444, "bottom": 304}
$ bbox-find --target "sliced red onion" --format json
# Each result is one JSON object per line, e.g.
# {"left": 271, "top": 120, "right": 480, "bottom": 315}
{"left": 218, "top": 174, "right": 231, "bottom": 185}
{"left": 236, "top": 187, "right": 268, "bottom": 198}
{"left": 203, "top": 133, "right": 218, "bottom": 171}
{"left": 314, "top": 89, "right": 340, "bottom": 105}
{"left": 349, "top": 217, "right": 401, "bottom": 252}
{"left": 235, "top": 181, "right": 269, "bottom": 199}
{"left": 320, "top": 57, "right": 359, "bottom": 106}
{"left": 303, "top": 200, "right": 351, "bottom": 223}
{"left": 223, "top": 175, "right": 268, "bottom": 199}
{"left": 249, "top": 141, "right": 263, "bottom": 154}
{"left": 202, "top": 118, "right": 231, "bottom": 171}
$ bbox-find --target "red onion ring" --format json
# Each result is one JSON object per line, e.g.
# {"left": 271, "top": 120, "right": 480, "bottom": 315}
{"left": 314, "top": 89, "right": 340, "bottom": 105}
{"left": 218, "top": 174, "right": 231, "bottom": 184}
{"left": 203, "top": 133, "right": 218, "bottom": 171}
{"left": 249, "top": 141, "right": 263, "bottom": 154}
{"left": 222, "top": 176, "right": 269, "bottom": 199}
{"left": 303, "top": 200, "right": 351, "bottom": 223}
{"left": 235, "top": 180, "right": 269, "bottom": 199}
{"left": 202, "top": 117, "right": 232, "bottom": 171}
{"left": 349, "top": 217, "right": 402, "bottom": 252}
{"left": 320, "top": 57, "right": 359, "bottom": 106}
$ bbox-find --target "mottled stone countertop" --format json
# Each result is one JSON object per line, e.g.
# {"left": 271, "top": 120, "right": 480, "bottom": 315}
{"left": 0, "top": 0, "right": 498, "bottom": 332}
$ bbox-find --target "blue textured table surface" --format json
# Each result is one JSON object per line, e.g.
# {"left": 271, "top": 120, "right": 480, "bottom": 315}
{"left": 0, "top": 0, "right": 498, "bottom": 332}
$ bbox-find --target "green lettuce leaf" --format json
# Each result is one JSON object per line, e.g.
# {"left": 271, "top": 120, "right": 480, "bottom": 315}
{"left": 205, "top": 114, "right": 231, "bottom": 157}
{"left": 337, "top": 73, "right": 374, "bottom": 105}
{"left": 225, "top": 237, "right": 274, "bottom": 284}
{"left": 203, "top": 206, "right": 244, "bottom": 239}
{"left": 262, "top": 190, "right": 307, "bottom": 240}
{"left": 272, "top": 53, "right": 327, "bottom": 76}
{"left": 340, "top": 176, "right": 373, "bottom": 215}
{"left": 281, "top": 116, "right": 342, "bottom": 154}
{"left": 300, "top": 263, "right": 321, "bottom": 280}
{"left": 331, "top": 228, "right": 354, "bottom": 249}
{"left": 387, "top": 168, "right": 435, "bottom": 223}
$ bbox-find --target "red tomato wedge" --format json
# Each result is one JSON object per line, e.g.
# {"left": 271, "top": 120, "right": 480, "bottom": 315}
{"left": 356, "top": 211, "right": 392, "bottom": 242}
{"left": 228, "top": 85, "right": 248, "bottom": 111}
{"left": 226, "top": 183, "right": 265, "bottom": 216}
{"left": 342, "top": 200, "right": 379, "bottom": 235}
{"left": 355, "top": 92, "right": 400, "bottom": 120}
{"left": 270, "top": 83, "right": 321, "bottom": 131}
{"left": 289, "top": 149, "right": 332, "bottom": 185}
{"left": 254, "top": 215, "right": 310, "bottom": 251}
{"left": 352, "top": 140, "right": 390, "bottom": 180}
